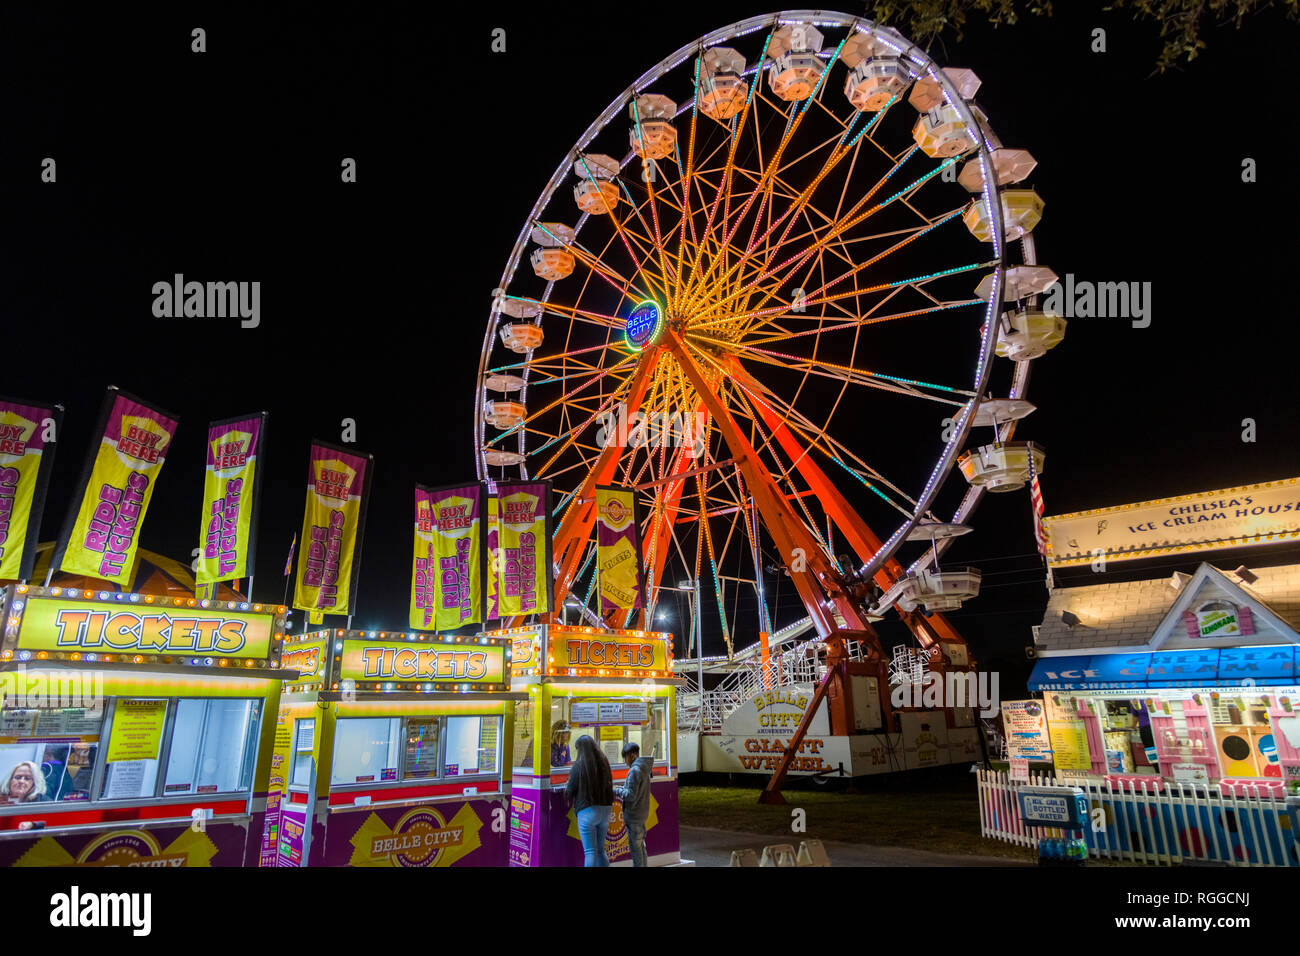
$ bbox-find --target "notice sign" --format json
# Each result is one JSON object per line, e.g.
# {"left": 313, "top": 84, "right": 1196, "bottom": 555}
{"left": 569, "top": 702, "right": 598, "bottom": 723}
{"left": 105, "top": 699, "right": 167, "bottom": 762}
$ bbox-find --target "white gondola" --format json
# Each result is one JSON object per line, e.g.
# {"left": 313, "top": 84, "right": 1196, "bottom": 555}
{"left": 912, "top": 103, "right": 977, "bottom": 158}
{"left": 484, "top": 449, "right": 526, "bottom": 467}
{"left": 958, "top": 147, "right": 1037, "bottom": 191}
{"left": 970, "top": 397, "right": 1036, "bottom": 428}
{"left": 629, "top": 93, "right": 677, "bottom": 160}
{"left": 996, "top": 309, "right": 1067, "bottom": 361}
{"left": 844, "top": 56, "right": 912, "bottom": 112}
{"left": 573, "top": 153, "right": 620, "bottom": 215}
{"left": 895, "top": 567, "right": 982, "bottom": 613}
{"left": 766, "top": 24, "right": 825, "bottom": 102}
{"left": 499, "top": 323, "right": 544, "bottom": 353}
{"left": 957, "top": 441, "right": 1045, "bottom": 493}
{"left": 963, "top": 189, "right": 1045, "bottom": 242}
{"left": 484, "top": 401, "right": 527, "bottom": 429}
{"left": 699, "top": 47, "right": 747, "bottom": 120}
{"left": 498, "top": 297, "right": 542, "bottom": 320}
{"left": 484, "top": 372, "right": 527, "bottom": 392}
{"left": 529, "top": 221, "right": 576, "bottom": 281}
{"left": 975, "top": 265, "right": 1058, "bottom": 302}
{"left": 908, "top": 67, "right": 981, "bottom": 112}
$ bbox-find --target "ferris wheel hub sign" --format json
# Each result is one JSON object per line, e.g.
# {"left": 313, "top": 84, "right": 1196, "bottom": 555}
{"left": 624, "top": 300, "right": 663, "bottom": 352}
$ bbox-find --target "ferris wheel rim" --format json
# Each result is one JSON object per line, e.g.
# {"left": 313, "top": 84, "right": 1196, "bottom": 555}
{"left": 476, "top": 9, "right": 1029, "bottom": 594}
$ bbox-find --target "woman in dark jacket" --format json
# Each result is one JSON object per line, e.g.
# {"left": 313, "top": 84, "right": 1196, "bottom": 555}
{"left": 564, "top": 734, "right": 615, "bottom": 866}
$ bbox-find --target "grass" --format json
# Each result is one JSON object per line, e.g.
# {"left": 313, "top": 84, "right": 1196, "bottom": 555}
{"left": 679, "top": 769, "right": 1038, "bottom": 861}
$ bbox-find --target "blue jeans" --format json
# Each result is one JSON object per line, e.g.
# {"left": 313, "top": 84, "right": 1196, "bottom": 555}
{"left": 627, "top": 819, "right": 648, "bottom": 867}
{"left": 576, "top": 805, "right": 611, "bottom": 867}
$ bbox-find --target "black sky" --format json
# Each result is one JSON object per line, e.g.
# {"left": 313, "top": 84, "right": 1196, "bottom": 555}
{"left": 2, "top": 4, "right": 1297, "bottom": 693}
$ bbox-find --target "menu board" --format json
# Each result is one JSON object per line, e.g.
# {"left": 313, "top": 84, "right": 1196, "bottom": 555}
{"left": 569, "top": 702, "right": 598, "bottom": 723}
{"left": 597, "top": 702, "right": 623, "bottom": 722}
{"left": 1000, "top": 700, "right": 1052, "bottom": 762}
{"left": 1, "top": 708, "right": 105, "bottom": 739}
{"left": 622, "top": 701, "right": 648, "bottom": 723}
{"left": 35, "top": 709, "right": 106, "bottom": 737}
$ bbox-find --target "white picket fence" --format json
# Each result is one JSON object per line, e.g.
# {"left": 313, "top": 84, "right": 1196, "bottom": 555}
{"left": 977, "top": 769, "right": 1297, "bottom": 867}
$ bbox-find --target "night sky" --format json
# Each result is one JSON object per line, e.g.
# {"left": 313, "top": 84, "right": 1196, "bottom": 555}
{"left": 3, "top": 4, "right": 1297, "bottom": 694}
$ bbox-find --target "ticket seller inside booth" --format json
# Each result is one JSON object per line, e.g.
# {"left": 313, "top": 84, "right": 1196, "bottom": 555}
{"left": 269, "top": 628, "right": 523, "bottom": 867}
{"left": 496, "top": 622, "right": 681, "bottom": 867}
{"left": 0, "top": 584, "right": 289, "bottom": 867}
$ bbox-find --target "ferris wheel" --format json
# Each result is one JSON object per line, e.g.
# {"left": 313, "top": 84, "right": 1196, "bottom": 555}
{"left": 475, "top": 11, "right": 1064, "bottom": 673}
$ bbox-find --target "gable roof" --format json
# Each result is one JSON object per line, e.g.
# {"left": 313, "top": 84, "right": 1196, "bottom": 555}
{"left": 1035, "top": 561, "right": 1300, "bottom": 655}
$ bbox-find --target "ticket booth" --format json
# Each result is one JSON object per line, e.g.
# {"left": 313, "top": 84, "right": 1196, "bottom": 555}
{"left": 268, "top": 628, "right": 522, "bottom": 867}
{"left": 495, "top": 623, "right": 682, "bottom": 866}
{"left": 0, "top": 584, "right": 289, "bottom": 867}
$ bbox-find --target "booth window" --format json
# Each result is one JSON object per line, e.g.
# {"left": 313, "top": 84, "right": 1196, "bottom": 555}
{"left": 444, "top": 716, "right": 498, "bottom": 777}
{"left": 557, "top": 697, "right": 668, "bottom": 772}
{"left": 332, "top": 715, "right": 503, "bottom": 787}
{"left": 292, "top": 718, "right": 316, "bottom": 788}
{"left": 163, "top": 699, "right": 262, "bottom": 795}
{"left": 0, "top": 704, "right": 105, "bottom": 806}
{"left": 98, "top": 698, "right": 167, "bottom": 801}
{"left": 403, "top": 719, "right": 440, "bottom": 778}
{"left": 512, "top": 700, "right": 535, "bottom": 775}
{"left": 331, "top": 717, "right": 402, "bottom": 785}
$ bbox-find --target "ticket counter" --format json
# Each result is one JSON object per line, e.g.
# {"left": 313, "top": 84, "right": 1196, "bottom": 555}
{"left": 0, "top": 584, "right": 289, "bottom": 867}
{"left": 268, "top": 628, "right": 523, "bottom": 867}
{"left": 495, "top": 623, "right": 682, "bottom": 866}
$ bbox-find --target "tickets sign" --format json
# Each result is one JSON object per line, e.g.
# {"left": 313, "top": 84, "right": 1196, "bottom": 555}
{"left": 293, "top": 441, "right": 372, "bottom": 618}
{"left": 411, "top": 484, "right": 485, "bottom": 631}
{"left": 11, "top": 593, "right": 275, "bottom": 659}
{"left": 0, "top": 397, "right": 61, "bottom": 582}
{"left": 53, "top": 390, "right": 178, "bottom": 584}
{"left": 338, "top": 638, "right": 506, "bottom": 686}
{"left": 549, "top": 628, "right": 670, "bottom": 676}
{"left": 596, "top": 486, "right": 643, "bottom": 616}
{"left": 196, "top": 413, "right": 267, "bottom": 586}
{"left": 495, "top": 482, "right": 552, "bottom": 617}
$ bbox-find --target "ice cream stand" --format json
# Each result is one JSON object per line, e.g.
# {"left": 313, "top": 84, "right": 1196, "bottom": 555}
{"left": 494, "top": 621, "right": 682, "bottom": 866}
{"left": 268, "top": 627, "right": 523, "bottom": 867}
{"left": 0, "top": 583, "right": 290, "bottom": 867}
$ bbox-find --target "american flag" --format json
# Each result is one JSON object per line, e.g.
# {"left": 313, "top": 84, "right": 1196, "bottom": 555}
{"left": 1027, "top": 450, "right": 1046, "bottom": 557}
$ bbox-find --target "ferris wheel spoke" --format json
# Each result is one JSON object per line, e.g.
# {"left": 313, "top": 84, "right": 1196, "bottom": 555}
{"left": 697, "top": 146, "right": 944, "bottom": 321}
{"left": 734, "top": 237, "right": 990, "bottom": 340}
{"left": 685, "top": 106, "right": 893, "bottom": 316}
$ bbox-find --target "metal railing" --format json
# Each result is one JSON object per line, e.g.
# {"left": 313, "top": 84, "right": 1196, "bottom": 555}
{"left": 676, "top": 633, "right": 873, "bottom": 732}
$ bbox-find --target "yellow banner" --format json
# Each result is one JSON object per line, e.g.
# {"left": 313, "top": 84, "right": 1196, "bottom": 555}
{"left": 104, "top": 699, "right": 167, "bottom": 762}
{"left": 56, "top": 392, "right": 178, "bottom": 584}
{"left": 13, "top": 593, "right": 276, "bottom": 659}
{"left": 293, "top": 443, "right": 370, "bottom": 617}
{"left": 411, "top": 485, "right": 483, "bottom": 631}
{"left": 596, "top": 486, "right": 642, "bottom": 615}
{"left": 196, "top": 414, "right": 264, "bottom": 585}
{"left": 0, "top": 400, "right": 58, "bottom": 581}
{"left": 496, "top": 483, "right": 550, "bottom": 617}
